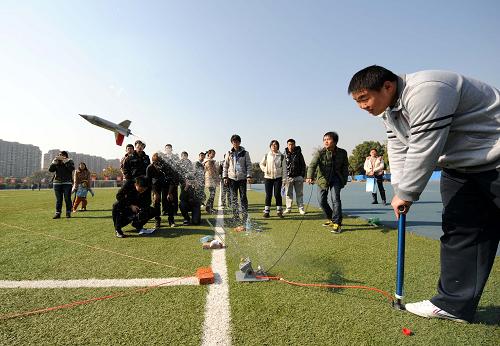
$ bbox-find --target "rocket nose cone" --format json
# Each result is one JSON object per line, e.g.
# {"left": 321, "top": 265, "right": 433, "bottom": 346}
{"left": 79, "top": 114, "right": 91, "bottom": 120}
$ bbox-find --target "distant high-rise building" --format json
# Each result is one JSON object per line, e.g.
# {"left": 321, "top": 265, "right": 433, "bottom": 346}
{"left": 43, "top": 150, "right": 120, "bottom": 173}
{"left": 0, "top": 139, "right": 42, "bottom": 177}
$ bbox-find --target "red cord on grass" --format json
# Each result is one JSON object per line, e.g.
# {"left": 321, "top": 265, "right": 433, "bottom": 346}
{"left": 0, "top": 276, "right": 194, "bottom": 321}
{"left": 256, "top": 276, "right": 395, "bottom": 303}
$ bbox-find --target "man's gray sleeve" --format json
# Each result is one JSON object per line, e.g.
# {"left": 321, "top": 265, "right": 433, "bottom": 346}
{"left": 387, "top": 131, "right": 407, "bottom": 195}
{"left": 396, "top": 82, "right": 459, "bottom": 201}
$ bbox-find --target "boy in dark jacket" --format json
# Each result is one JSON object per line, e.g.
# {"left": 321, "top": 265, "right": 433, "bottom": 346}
{"left": 112, "top": 176, "right": 158, "bottom": 238}
{"left": 122, "top": 140, "right": 150, "bottom": 186}
{"left": 306, "top": 132, "right": 349, "bottom": 233}
{"left": 49, "top": 151, "right": 75, "bottom": 219}
{"left": 284, "top": 139, "right": 307, "bottom": 214}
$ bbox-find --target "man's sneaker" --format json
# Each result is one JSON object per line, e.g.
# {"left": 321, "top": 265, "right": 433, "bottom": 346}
{"left": 170, "top": 223, "right": 177, "bottom": 228}
{"left": 182, "top": 219, "right": 190, "bottom": 226}
{"left": 382, "top": 200, "right": 387, "bottom": 206}
{"left": 405, "top": 300, "right": 468, "bottom": 323}
{"left": 53, "top": 213, "right": 61, "bottom": 219}
{"left": 283, "top": 208, "right": 291, "bottom": 214}
{"left": 115, "top": 230, "right": 125, "bottom": 238}
{"left": 322, "top": 221, "right": 332, "bottom": 227}
{"left": 155, "top": 219, "right": 161, "bottom": 230}
{"left": 299, "top": 208, "right": 306, "bottom": 215}
{"left": 263, "top": 211, "right": 270, "bottom": 218}
{"left": 66, "top": 212, "right": 71, "bottom": 218}
{"left": 277, "top": 210, "right": 284, "bottom": 218}
{"left": 330, "top": 223, "right": 342, "bottom": 234}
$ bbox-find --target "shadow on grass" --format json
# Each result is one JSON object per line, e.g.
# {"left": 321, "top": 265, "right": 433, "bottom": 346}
{"left": 474, "top": 305, "right": 500, "bottom": 325}
{"left": 81, "top": 209, "right": 113, "bottom": 212}
{"left": 413, "top": 201, "right": 442, "bottom": 205}
{"left": 124, "top": 226, "right": 212, "bottom": 238}
{"left": 74, "top": 215, "right": 112, "bottom": 219}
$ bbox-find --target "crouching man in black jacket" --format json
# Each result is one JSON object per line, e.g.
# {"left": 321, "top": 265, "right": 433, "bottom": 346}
{"left": 112, "top": 176, "right": 158, "bottom": 238}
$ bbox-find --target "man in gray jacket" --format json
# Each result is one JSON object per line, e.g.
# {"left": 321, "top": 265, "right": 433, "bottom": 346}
{"left": 349, "top": 65, "right": 499, "bottom": 323}
{"left": 223, "top": 134, "right": 253, "bottom": 224}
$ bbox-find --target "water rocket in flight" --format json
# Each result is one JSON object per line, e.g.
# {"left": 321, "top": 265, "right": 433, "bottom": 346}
{"left": 79, "top": 114, "right": 132, "bottom": 146}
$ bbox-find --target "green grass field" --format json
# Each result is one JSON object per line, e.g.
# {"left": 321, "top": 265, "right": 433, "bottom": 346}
{"left": 0, "top": 188, "right": 498, "bottom": 345}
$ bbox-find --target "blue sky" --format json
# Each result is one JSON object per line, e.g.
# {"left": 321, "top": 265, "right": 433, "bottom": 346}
{"left": 1, "top": 0, "right": 499, "bottom": 163}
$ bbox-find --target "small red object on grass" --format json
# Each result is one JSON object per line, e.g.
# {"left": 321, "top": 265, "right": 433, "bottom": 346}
{"left": 402, "top": 328, "right": 413, "bottom": 336}
{"left": 196, "top": 267, "right": 215, "bottom": 285}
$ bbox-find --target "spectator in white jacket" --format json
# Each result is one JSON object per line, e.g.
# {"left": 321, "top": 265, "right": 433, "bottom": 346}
{"left": 259, "top": 140, "right": 287, "bottom": 218}
{"left": 363, "top": 148, "right": 387, "bottom": 205}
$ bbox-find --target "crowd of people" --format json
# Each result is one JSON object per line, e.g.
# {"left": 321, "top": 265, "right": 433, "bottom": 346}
{"left": 46, "top": 64, "right": 499, "bottom": 324}
{"left": 49, "top": 132, "right": 378, "bottom": 236}
{"left": 110, "top": 132, "right": 357, "bottom": 238}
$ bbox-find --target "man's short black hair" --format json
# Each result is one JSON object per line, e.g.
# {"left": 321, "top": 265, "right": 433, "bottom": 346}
{"left": 126, "top": 144, "right": 134, "bottom": 149}
{"left": 348, "top": 65, "right": 398, "bottom": 94}
{"left": 135, "top": 176, "right": 148, "bottom": 187}
{"left": 135, "top": 140, "right": 146, "bottom": 148}
{"left": 230, "top": 134, "right": 241, "bottom": 143}
{"left": 60, "top": 151, "right": 68, "bottom": 158}
{"left": 287, "top": 138, "right": 295, "bottom": 144}
{"left": 165, "top": 144, "right": 172, "bottom": 148}
{"left": 323, "top": 131, "right": 339, "bottom": 144}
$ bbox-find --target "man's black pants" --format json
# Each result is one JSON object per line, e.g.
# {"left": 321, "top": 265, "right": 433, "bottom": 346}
{"left": 264, "top": 177, "right": 283, "bottom": 207}
{"left": 229, "top": 179, "right": 248, "bottom": 221}
{"left": 430, "top": 169, "right": 499, "bottom": 322}
{"left": 112, "top": 202, "right": 158, "bottom": 231}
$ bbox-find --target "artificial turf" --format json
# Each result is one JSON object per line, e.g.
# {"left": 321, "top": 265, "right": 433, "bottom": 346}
{"left": 226, "top": 190, "right": 499, "bottom": 345}
{"left": 0, "top": 189, "right": 210, "bottom": 345}
{"left": 0, "top": 188, "right": 498, "bottom": 345}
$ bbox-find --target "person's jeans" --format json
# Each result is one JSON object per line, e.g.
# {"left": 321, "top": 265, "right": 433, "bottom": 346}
{"left": 229, "top": 179, "right": 248, "bottom": 221}
{"left": 54, "top": 183, "right": 72, "bottom": 213}
{"left": 430, "top": 168, "right": 499, "bottom": 322}
{"left": 317, "top": 182, "right": 342, "bottom": 224}
{"left": 264, "top": 178, "right": 283, "bottom": 208}
{"left": 206, "top": 186, "right": 216, "bottom": 211}
{"left": 285, "top": 176, "right": 304, "bottom": 209}
{"left": 220, "top": 180, "right": 231, "bottom": 208}
{"left": 369, "top": 174, "right": 386, "bottom": 202}
{"left": 162, "top": 185, "right": 178, "bottom": 215}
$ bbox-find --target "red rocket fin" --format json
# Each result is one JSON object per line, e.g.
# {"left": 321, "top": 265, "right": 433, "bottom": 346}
{"left": 115, "top": 132, "right": 125, "bottom": 146}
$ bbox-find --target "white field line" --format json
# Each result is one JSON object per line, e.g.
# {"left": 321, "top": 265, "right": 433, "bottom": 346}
{"left": 201, "top": 189, "right": 231, "bottom": 346}
{"left": 0, "top": 277, "right": 198, "bottom": 288}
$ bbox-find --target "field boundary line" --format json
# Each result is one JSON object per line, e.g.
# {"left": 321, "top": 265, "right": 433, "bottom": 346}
{"left": 201, "top": 194, "right": 231, "bottom": 346}
{"left": 0, "top": 277, "right": 198, "bottom": 288}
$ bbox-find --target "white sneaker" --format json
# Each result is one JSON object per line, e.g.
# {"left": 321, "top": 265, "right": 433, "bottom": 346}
{"left": 283, "top": 208, "right": 291, "bottom": 214}
{"left": 405, "top": 300, "right": 468, "bottom": 323}
{"left": 299, "top": 208, "right": 306, "bottom": 215}
{"left": 139, "top": 228, "right": 155, "bottom": 235}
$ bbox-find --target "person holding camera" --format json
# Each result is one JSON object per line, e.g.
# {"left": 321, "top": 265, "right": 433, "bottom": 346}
{"left": 49, "top": 151, "right": 75, "bottom": 219}
{"left": 112, "top": 176, "right": 158, "bottom": 238}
